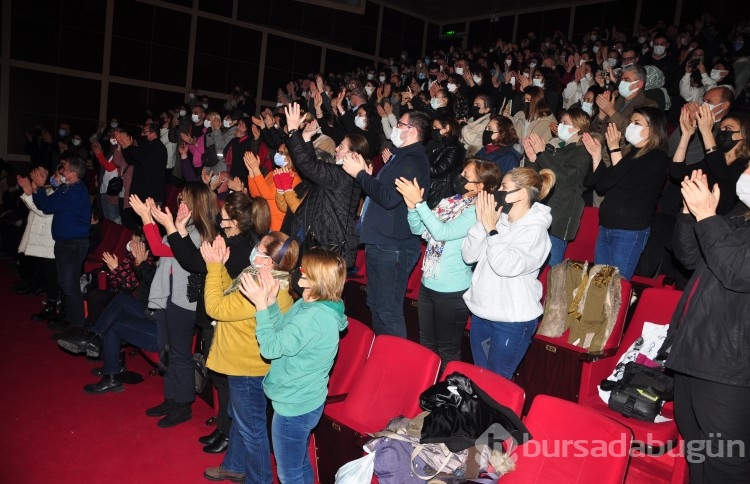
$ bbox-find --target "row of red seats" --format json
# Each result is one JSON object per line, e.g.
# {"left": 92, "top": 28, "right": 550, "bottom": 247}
{"left": 313, "top": 318, "right": 651, "bottom": 483}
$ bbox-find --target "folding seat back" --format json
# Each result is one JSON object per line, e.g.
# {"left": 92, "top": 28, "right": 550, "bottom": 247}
{"left": 502, "top": 395, "right": 631, "bottom": 483}
{"left": 442, "top": 361, "right": 525, "bottom": 416}
{"left": 327, "top": 318, "right": 375, "bottom": 400}
{"left": 563, "top": 206, "right": 599, "bottom": 263}
{"left": 330, "top": 335, "right": 440, "bottom": 431}
{"left": 514, "top": 276, "right": 632, "bottom": 414}
{"left": 84, "top": 220, "right": 124, "bottom": 272}
{"left": 315, "top": 336, "right": 440, "bottom": 483}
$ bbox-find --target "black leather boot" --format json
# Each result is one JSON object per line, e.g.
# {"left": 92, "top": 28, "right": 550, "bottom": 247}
{"left": 83, "top": 374, "right": 124, "bottom": 394}
{"left": 32, "top": 299, "right": 58, "bottom": 321}
{"left": 48, "top": 298, "right": 67, "bottom": 323}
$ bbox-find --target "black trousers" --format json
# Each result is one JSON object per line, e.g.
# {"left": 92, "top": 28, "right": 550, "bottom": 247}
{"left": 201, "top": 324, "right": 231, "bottom": 436}
{"left": 417, "top": 285, "right": 469, "bottom": 373}
{"left": 674, "top": 372, "right": 750, "bottom": 483}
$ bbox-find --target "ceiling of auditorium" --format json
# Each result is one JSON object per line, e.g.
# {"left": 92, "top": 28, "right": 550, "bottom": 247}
{"left": 379, "top": 0, "right": 602, "bottom": 23}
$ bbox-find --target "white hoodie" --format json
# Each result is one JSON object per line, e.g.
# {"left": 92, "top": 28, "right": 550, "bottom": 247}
{"left": 461, "top": 203, "right": 552, "bottom": 322}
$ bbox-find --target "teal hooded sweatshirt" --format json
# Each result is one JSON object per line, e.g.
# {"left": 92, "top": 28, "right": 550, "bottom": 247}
{"left": 255, "top": 298, "right": 348, "bottom": 417}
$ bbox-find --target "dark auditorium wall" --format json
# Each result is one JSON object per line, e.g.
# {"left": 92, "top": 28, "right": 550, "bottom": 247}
{"left": 0, "top": 0, "right": 738, "bottom": 161}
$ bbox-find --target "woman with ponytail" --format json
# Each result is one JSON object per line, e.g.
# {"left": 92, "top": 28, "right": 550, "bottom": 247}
{"left": 461, "top": 167, "right": 556, "bottom": 379}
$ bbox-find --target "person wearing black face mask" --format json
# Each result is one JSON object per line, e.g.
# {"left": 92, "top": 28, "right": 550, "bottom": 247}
{"left": 476, "top": 117, "right": 522, "bottom": 175}
{"left": 395, "top": 159, "right": 501, "bottom": 371}
{"left": 671, "top": 105, "right": 750, "bottom": 216}
{"left": 426, "top": 116, "right": 466, "bottom": 208}
{"left": 461, "top": 95, "right": 492, "bottom": 156}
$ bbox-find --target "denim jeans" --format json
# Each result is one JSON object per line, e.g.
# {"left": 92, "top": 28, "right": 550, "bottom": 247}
{"left": 154, "top": 301, "right": 196, "bottom": 404}
{"left": 272, "top": 404, "right": 324, "bottom": 484}
{"left": 548, "top": 235, "right": 568, "bottom": 267}
{"left": 96, "top": 294, "right": 159, "bottom": 374}
{"left": 54, "top": 238, "right": 90, "bottom": 328}
{"left": 418, "top": 285, "right": 470, "bottom": 373}
{"left": 222, "top": 376, "right": 272, "bottom": 484}
{"left": 469, "top": 315, "right": 538, "bottom": 380}
{"left": 364, "top": 243, "right": 421, "bottom": 338}
{"left": 594, "top": 226, "right": 651, "bottom": 281}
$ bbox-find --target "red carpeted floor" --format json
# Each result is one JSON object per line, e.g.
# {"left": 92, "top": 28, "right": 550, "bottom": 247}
{"left": 0, "top": 261, "right": 225, "bottom": 483}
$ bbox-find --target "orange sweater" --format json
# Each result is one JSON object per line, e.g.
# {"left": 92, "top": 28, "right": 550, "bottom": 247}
{"left": 248, "top": 171, "right": 300, "bottom": 231}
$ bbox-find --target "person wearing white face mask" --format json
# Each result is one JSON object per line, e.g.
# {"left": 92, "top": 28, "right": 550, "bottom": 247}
{"left": 180, "top": 106, "right": 208, "bottom": 170}
{"left": 586, "top": 107, "right": 670, "bottom": 280}
{"left": 282, "top": 104, "right": 366, "bottom": 269}
{"left": 643, "top": 34, "right": 680, "bottom": 98}
{"left": 671, "top": 103, "right": 749, "bottom": 215}
{"left": 341, "top": 110, "right": 431, "bottom": 338}
{"left": 591, "top": 64, "right": 657, "bottom": 138}
{"left": 523, "top": 108, "right": 596, "bottom": 265}
{"left": 562, "top": 61, "right": 595, "bottom": 109}
{"left": 667, "top": 86, "right": 734, "bottom": 172}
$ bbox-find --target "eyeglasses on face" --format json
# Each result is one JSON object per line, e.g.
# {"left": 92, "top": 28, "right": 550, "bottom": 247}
{"left": 396, "top": 121, "right": 415, "bottom": 129}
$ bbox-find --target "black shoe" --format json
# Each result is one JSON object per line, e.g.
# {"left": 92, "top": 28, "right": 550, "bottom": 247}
{"left": 84, "top": 335, "right": 102, "bottom": 358}
{"left": 203, "top": 435, "right": 229, "bottom": 453}
{"left": 146, "top": 399, "right": 176, "bottom": 417}
{"left": 32, "top": 304, "right": 58, "bottom": 321}
{"left": 47, "top": 319, "right": 71, "bottom": 333}
{"left": 157, "top": 405, "right": 192, "bottom": 428}
{"left": 90, "top": 367, "right": 144, "bottom": 384}
{"left": 83, "top": 375, "right": 124, "bottom": 394}
{"left": 199, "top": 427, "right": 222, "bottom": 445}
{"left": 57, "top": 329, "right": 92, "bottom": 354}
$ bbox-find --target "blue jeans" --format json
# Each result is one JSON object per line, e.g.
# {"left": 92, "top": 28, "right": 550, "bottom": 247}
{"left": 272, "top": 404, "right": 324, "bottom": 484}
{"left": 55, "top": 238, "right": 90, "bottom": 328}
{"left": 364, "top": 243, "right": 421, "bottom": 338}
{"left": 469, "top": 315, "right": 537, "bottom": 380}
{"left": 223, "top": 376, "right": 272, "bottom": 484}
{"left": 548, "top": 235, "right": 568, "bottom": 267}
{"left": 594, "top": 226, "right": 650, "bottom": 281}
{"left": 96, "top": 294, "right": 159, "bottom": 375}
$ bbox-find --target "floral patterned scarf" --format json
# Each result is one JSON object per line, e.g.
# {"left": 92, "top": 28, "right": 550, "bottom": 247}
{"left": 422, "top": 194, "right": 475, "bottom": 279}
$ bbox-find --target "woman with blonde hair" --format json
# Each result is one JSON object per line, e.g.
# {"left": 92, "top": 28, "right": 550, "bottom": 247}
{"left": 461, "top": 167, "right": 555, "bottom": 378}
{"left": 240, "top": 248, "right": 348, "bottom": 484}
{"left": 201, "top": 231, "right": 299, "bottom": 483}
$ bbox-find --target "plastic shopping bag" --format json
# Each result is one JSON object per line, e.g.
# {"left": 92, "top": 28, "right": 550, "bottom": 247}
{"left": 335, "top": 450, "right": 375, "bottom": 483}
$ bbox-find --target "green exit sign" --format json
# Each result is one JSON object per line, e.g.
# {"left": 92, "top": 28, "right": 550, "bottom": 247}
{"left": 446, "top": 30, "right": 456, "bottom": 36}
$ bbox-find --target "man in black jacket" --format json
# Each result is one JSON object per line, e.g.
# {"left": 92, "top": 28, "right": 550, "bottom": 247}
{"left": 116, "top": 123, "right": 167, "bottom": 229}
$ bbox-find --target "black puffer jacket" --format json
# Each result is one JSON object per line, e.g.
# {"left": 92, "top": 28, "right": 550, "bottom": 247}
{"left": 427, "top": 135, "right": 466, "bottom": 209}
{"left": 658, "top": 210, "right": 750, "bottom": 387}
{"left": 286, "top": 132, "right": 362, "bottom": 268}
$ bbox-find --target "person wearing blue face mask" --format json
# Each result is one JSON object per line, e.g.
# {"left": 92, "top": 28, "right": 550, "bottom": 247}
{"left": 523, "top": 108, "right": 596, "bottom": 266}
{"left": 247, "top": 144, "right": 298, "bottom": 232}
{"left": 591, "top": 64, "right": 658, "bottom": 140}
